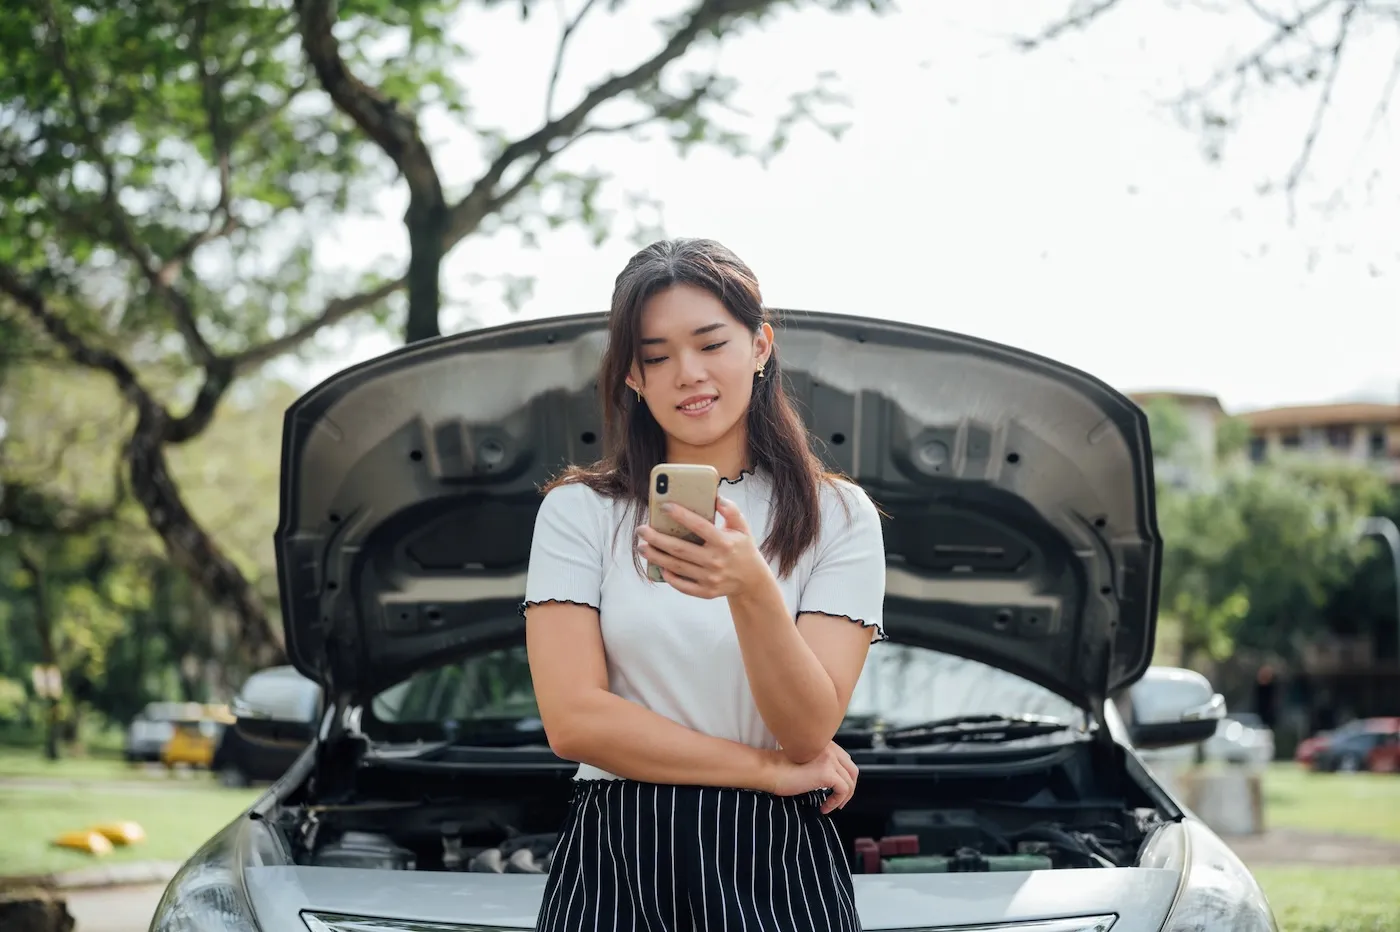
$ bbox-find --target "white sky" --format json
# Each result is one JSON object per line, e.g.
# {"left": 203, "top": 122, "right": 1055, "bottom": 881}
{"left": 295, "top": 1, "right": 1399, "bottom": 414}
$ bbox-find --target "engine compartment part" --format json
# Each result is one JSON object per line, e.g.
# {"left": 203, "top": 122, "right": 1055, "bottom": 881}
{"left": 311, "top": 831, "right": 416, "bottom": 870}
{"left": 882, "top": 852, "right": 1055, "bottom": 873}
{"left": 273, "top": 746, "right": 1167, "bottom": 877}
{"left": 844, "top": 806, "right": 1153, "bottom": 872}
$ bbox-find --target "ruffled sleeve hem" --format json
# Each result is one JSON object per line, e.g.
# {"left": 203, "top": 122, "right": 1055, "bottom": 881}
{"left": 518, "top": 598, "right": 601, "bottom": 619}
{"left": 799, "top": 609, "right": 888, "bottom": 643}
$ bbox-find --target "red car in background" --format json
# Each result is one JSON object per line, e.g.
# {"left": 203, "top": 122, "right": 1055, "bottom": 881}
{"left": 1297, "top": 717, "right": 1400, "bottom": 771}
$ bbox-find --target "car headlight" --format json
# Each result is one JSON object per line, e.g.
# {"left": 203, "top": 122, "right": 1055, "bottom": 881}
{"left": 150, "top": 811, "right": 287, "bottom": 932}
{"left": 1139, "top": 821, "right": 1278, "bottom": 932}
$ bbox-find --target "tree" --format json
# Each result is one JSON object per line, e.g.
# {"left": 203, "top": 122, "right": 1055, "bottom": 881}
{"left": 1142, "top": 398, "right": 1391, "bottom": 665}
{"left": 0, "top": 0, "right": 881, "bottom": 656}
{"left": 0, "top": 0, "right": 408, "bottom": 661}
{"left": 1021, "top": 1, "right": 1398, "bottom": 215}
{"left": 297, "top": 0, "right": 889, "bottom": 343}
{"left": 1, "top": 355, "right": 303, "bottom": 744}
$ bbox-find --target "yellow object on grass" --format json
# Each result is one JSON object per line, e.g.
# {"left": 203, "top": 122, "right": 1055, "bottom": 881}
{"left": 91, "top": 821, "right": 146, "bottom": 846}
{"left": 51, "top": 829, "right": 114, "bottom": 856}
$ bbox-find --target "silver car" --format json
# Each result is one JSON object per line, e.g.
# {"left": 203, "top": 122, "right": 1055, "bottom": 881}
{"left": 1131, "top": 671, "right": 1275, "bottom": 772}
{"left": 149, "top": 312, "right": 1277, "bottom": 932}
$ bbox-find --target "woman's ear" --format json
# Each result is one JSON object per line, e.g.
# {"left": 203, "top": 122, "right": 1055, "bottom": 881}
{"left": 755, "top": 322, "right": 775, "bottom": 369}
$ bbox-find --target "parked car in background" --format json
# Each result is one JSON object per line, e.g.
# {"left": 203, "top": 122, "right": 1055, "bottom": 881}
{"left": 1203, "top": 712, "right": 1275, "bottom": 767}
{"left": 211, "top": 665, "right": 321, "bottom": 787}
{"left": 1296, "top": 717, "right": 1400, "bottom": 769}
{"left": 160, "top": 712, "right": 233, "bottom": 770}
{"left": 1308, "top": 720, "right": 1400, "bottom": 773}
{"left": 124, "top": 701, "right": 226, "bottom": 763}
{"left": 151, "top": 312, "right": 1279, "bottom": 932}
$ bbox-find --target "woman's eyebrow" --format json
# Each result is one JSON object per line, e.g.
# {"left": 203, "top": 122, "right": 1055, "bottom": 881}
{"left": 640, "top": 322, "right": 728, "bottom": 345}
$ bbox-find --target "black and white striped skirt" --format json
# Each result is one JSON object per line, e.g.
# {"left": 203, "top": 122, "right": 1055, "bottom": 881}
{"left": 535, "top": 779, "right": 860, "bottom": 932}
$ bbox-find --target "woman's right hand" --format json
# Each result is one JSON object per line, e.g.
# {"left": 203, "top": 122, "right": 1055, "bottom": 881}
{"left": 769, "top": 742, "right": 858, "bottom": 814}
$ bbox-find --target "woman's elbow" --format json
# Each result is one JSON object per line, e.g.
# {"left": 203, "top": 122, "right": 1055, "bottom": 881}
{"left": 539, "top": 696, "right": 601, "bottom": 761}
{"left": 777, "top": 713, "right": 844, "bottom": 763}
{"left": 778, "top": 737, "right": 830, "bottom": 765}
{"left": 541, "top": 712, "right": 584, "bottom": 760}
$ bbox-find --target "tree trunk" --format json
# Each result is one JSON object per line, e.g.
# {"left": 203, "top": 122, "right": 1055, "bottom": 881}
{"left": 19, "top": 549, "right": 60, "bottom": 762}
{"left": 126, "top": 408, "right": 285, "bottom": 670}
{"left": 403, "top": 196, "right": 448, "bottom": 344}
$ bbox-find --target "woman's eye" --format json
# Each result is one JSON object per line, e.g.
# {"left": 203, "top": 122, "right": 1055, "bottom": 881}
{"left": 642, "top": 356, "right": 667, "bottom": 366}
{"left": 702, "top": 341, "right": 729, "bottom": 352}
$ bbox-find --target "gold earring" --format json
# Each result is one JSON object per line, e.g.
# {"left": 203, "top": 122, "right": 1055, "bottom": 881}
{"left": 634, "top": 387, "right": 642, "bottom": 402}
{"left": 756, "top": 363, "right": 765, "bottom": 379}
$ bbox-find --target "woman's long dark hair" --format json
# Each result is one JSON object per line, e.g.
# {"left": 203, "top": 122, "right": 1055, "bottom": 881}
{"left": 546, "top": 237, "right": 832, "bottom": 577}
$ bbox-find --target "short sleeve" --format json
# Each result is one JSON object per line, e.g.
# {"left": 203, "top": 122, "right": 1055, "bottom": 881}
{"left": 798, "top": 482, "right": 888, "bottom": 642}
{"left": 520, "top": 482, "right": 606, "bottom": 616}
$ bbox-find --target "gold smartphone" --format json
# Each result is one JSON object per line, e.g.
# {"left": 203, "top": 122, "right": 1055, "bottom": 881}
{"left": 646, "top": 463, "right": 720, "bottom": 583}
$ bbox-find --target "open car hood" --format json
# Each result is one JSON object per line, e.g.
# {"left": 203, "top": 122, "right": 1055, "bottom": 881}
{"left": 275, "top": 312, "right": 1160, "bottom": 710}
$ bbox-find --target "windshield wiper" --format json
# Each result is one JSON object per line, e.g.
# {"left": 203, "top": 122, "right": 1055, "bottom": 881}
{"left": 867, "top": 713, "right": 1082, "bottom": 748}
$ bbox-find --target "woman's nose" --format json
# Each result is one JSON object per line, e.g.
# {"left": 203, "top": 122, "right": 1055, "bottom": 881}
{"left": 674, "top": 350, "right": 707, "bottom": 386}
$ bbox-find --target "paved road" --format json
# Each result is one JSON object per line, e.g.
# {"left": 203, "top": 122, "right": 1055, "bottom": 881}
{"left": 65, "top": 883, "right": 163, "bottom": 932}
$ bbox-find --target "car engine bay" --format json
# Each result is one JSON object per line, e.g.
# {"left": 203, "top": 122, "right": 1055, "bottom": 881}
{"left": 266, "top": 745, "right": 1170, "bottom": 876}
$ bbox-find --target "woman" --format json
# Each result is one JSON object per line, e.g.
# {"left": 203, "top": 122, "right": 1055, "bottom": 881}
{"left": 523, "top": 238, "right": 886, "bottom": 932}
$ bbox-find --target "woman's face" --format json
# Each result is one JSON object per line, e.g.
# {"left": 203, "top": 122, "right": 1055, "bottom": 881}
{"left": 627, "top": 283, "right": 772, "bottom": 451}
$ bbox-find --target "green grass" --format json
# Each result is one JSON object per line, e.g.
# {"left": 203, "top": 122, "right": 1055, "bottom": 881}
{"left": 0, "top": 744, "right": 226, "bottom": 787}
{"left": 1256, "top": 867, "right": 1400, "bottom": 932}
{"left": 1263, "top": 764, "right": 1400, "bottom": 842}
{"left": 0, "top": 783, "right": 260, "bottom": 878}
{"left": 0, "top": 745, "right": 146, "bottom": 782}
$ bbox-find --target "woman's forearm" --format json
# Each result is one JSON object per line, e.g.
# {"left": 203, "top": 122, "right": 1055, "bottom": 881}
{"left": 549, "top": 689, "right": 781, "bottom": 791}
{"left": 728, "top": 573, "right": 843, "bottom": 763}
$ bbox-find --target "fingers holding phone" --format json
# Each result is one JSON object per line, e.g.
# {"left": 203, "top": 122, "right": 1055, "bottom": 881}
{"left": 638, "top": 463, "right": 767, "bottom": 598}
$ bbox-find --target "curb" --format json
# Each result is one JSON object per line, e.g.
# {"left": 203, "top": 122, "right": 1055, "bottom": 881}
{"left": 0, "top": 861, "right": 180, "bottom": 893}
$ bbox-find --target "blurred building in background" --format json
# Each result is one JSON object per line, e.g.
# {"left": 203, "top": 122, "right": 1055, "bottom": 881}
{"left": 1241, "top": 402, "right": 1400, "bottom": 483}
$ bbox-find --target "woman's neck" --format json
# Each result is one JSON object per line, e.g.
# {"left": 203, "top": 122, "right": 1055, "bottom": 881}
{"left": 666, "top": 426, "right": 749, "bottom": 483}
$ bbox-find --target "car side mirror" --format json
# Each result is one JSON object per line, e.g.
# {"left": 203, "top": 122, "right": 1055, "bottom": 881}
{"left": 1126, "top": 667, "right": 1227, "bottom": 750}
{"left": 231, "top": 694, "right": 318, "bottom": 749}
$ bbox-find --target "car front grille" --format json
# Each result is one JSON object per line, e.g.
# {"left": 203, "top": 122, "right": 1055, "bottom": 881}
{"left": 303, "top": 912, "right": 1117, "bottom": 932}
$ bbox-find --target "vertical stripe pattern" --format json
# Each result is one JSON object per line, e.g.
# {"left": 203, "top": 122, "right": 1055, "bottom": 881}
{"left": 536, "top": 780, "right": 860, "bottom": 932}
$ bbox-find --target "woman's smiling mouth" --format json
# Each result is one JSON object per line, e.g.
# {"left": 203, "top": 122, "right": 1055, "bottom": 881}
{"left": 676, "top": 395, "right": 718, "bottom": 416}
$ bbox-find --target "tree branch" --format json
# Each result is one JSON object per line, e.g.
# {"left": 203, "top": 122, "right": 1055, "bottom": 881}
{"left": 445, "top": 0, "right": 774, "bottom": 250}
{"left": 0, "top": 263, "right": 154, "bottom": 412}
{"left": 1025, "top": 0, "right": 1390, "bottom": 214}
{"left": 164, "top": 358, "right": 235, "bottom": 444}
{"left": 1362, "top": 46, "right": 1400, "bottom": 147}
{"left": 546, "top": 0, "right": 602, "bottom": 120}
{"left": 0, "top": 477, "right": 126, "bottom": 536}
{"left": 3, "top": 261, "right": 401, "bottom": 448}
{"left": 1192, "top": 0, "right": 1336, "bottom": 101}
{"left": 1015, "top": 0, "right": 1127, "bottom": 50}
{"left": 164, "top": 275, "right": 405, "bottom": 441}
{"left": 192, "top": 1, "right": 234, "bottom": 222}
{"left": 1280, "top": 1, "right": 1358, "bottom": 216}
{"left": 153, "top": 2, "right": 242, "bottom": 286}
{"left": 40, "top": 0, "right": 219, "bottom": 369}
{"left": 294, "top": 0, "right": 444, "bottom": 207}
{"left": 296, "top": 0, "right": 446, "bottom": 342}
{"left": 227, "top": 276, "right": 406, "bottom": 373}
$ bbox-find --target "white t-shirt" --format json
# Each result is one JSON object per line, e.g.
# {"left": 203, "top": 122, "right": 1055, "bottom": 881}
{"left": 522, "top": 469, "right": 887, "bottom": 781}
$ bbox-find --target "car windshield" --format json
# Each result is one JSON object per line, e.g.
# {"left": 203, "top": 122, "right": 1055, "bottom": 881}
{"left": 365, "top": 642, "right": 1088, "bottom": 743}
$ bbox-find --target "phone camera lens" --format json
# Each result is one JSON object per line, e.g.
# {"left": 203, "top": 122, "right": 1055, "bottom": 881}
{"left": 656, "top": 474, "right": 669, "bottom": 494}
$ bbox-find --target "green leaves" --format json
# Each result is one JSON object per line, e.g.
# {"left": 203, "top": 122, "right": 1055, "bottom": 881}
{"left": 1, "top": 0, "right": 899, "bottom": 700}
{"left": 1, "top": 0, "right": 404, "bottom": 365}
{"left": 1144, "top": 396, "right": 1395, "bottom": 664}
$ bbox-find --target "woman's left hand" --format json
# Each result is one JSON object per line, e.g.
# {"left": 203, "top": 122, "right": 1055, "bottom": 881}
{"left": 637, "top": 497, "right": 770, "bottom": 599}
